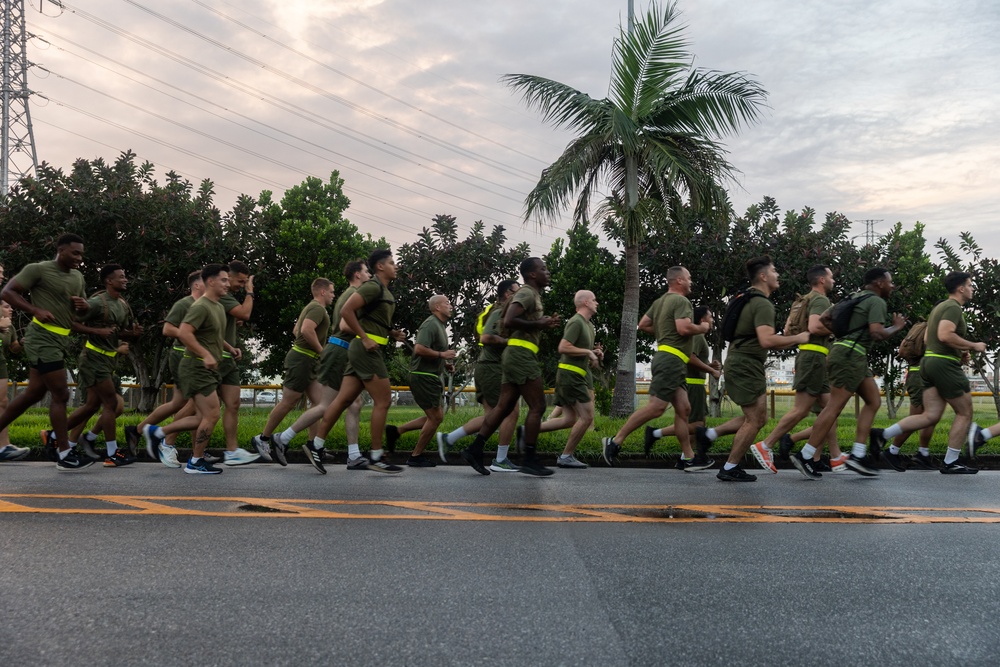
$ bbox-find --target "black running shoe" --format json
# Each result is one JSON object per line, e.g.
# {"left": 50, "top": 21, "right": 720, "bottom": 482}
{"left": 303, "top": 442, "right": 327, "bottom": 475}
{"left": 778, "top": 434, "right": 794, "bottom": 461}
{"left": 694, "top": 426, "right": 712, "bottom": 456}
{"left": 685, "top": 453, "right": 715, "bottom": 472}
{"left": 909, "top": 452, "right": 938, "bottom": 470}
{"left": 968, "top": 423, "right": 985, "bottom": 459}
{"left": 519, "top": 459, "right": 554, "bottom": 476}
{"left": 882, "top": 449, "right": 907, "bottom": 472}
{"left": 385, "top": 425, "right": 400, "bottom": 454}
{"left": 869, "top": 428, "right": 886, "bottom": 461}
{"left": 41, "top": 430, "right": 58, "bottom": 462}
{"left": 941, "top": 461, "right": 978, "bottom": 475}
{"left": 644, "top": 426, "right": 657, "bottom": 457}
{"left": 103, "top": 450, "right": 135, "bottom": 467}
{"left": 460, "top": 448, "right": 490, "bottom": 476}
{"left": 56, "top": 451, "right": 95, "bottom": 472}
{"left": 124, "top": 425, "right": 140, "bottom": 457}
{"left": 675, "top": 457, "right": 693, "bottom": 471}
{"left": 812, "top": 458, "right": 833, "bottom": 473}
{"left": 790, "top": 452, "right": 822, "bottom": 480}
{"left": 366, "top": 458, "right": 403, "bottom": 473}
{"left": 406, "top": 454, "right": 437, "bottom": 467}
{"left": 601, "top": 437, "right": 620, "bottom": 467}
{"left": 845, "top": 453, "right": 879, "bottom": 477}
{"left": 716, "top": 465, "right": 756, "bottom": 482}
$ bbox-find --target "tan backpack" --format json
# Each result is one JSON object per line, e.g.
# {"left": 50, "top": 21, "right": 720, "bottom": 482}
{"left": 897, "top": 321, "right": 927, "bottom": 362}
{"left": 785, "top": 292, "right": 814, "bottom": 336}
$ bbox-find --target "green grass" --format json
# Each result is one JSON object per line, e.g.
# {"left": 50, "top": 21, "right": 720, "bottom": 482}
{"left": 5, "top": 395, "right": 1000, "bottom": 456}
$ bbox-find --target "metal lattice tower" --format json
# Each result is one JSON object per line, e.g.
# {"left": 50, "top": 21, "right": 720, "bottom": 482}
{"left": 1, "top": 0, "right": 38, "bottom": 194}
{"left": 855, "top": 218, "right": 883, "bottom": 246}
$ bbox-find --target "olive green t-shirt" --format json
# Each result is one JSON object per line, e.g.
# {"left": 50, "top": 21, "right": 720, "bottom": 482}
{"left": 0, "top": 328, "right": 12, "bottom": 366}
{"left": 507, "top": 284, "right": 543, "bottom": 348}
{"left": 925, "top": 297, "right": 965, "bottom": 359}
{"left": 330, "top": 286, "right": 358, "bottom": 342}
{"left": 806, "top": 292, "right": 833, "bottom": 347}
{"left": 13, "top": 260, "right": 86, "bottom": 332}
{"left": 688, "top": 334, "right": 709, "bottom": 381}
{"left": 842, "top": 290, "right": 889, "bottom": 348}
{"left": 558, "top": 313, "right": 595, "bottom": 372}
{"left": 646, "top": 292, "right": 695, "bottom": 356}
{"left": 165, "top": 295, "right": 195, "bottom": 350}
{"left": 292, "top": 299, "right": 330, "bottom": 351}
{"left": 410, "top": 314, "right": 448, "bottom": 374}
{"left": 478, "top": 305, "right": 505, "bottom": 364}
{"left": 355, "top": 277, "right": 395, "bottom": 340}
{"left": 730, "top": 288, "right": 775, "bottom": 361}
{"left": 218, "top": 293, "right": 243, "bottom": 347}
{"left": 80, "top": 292, "right": 132, "bottom": 353}
{"left": 181, "top": 296, "right": 227, "bottom": 361}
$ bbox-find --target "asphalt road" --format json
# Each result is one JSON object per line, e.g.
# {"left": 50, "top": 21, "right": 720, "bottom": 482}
{"left": 2, "top": 460, "right": 1000, "bottom": 666}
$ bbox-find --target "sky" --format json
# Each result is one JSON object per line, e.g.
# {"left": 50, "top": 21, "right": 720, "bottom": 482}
{"left": 17, "top": 0, "right": 1000, "bottom": 260}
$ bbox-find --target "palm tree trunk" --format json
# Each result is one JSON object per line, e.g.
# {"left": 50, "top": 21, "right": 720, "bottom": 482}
{"left": 611, "top": 242, "right": 640, "bottom": 417}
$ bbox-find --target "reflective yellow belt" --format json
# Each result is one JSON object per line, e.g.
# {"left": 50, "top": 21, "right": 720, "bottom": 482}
{"left": 508, "top": 339, "right": 539, "bottom": 354}
{"left": 798, "top": 344, "right": 829, "bottom": 355}
{"left": 908, "top": 366, "right": 921, "bottom": 373}
{"left": 410, "top": 371, "right": 440, "bottom": 379}
{"left": 222, "top": 352, "right": 233, "bottom": 359}
{"left": 292, "top": 345, "right": 319, "bottom": 359}
{"left": 834, "top": 340, "right": 866, "bottom": 355}
{"left": 31, "top": 317, "right": 70, "bottom": 336}
{"left": 558, "top": 363, "right": 587, "bottom": 377}
{"left": 85, "top": 341, "right": 117, "bottom": 358}
{"left": 657, "top": 345, "right": 689, "bottom": 364}
{"left": 182, "top": 354, "right": 205, "bottom": 360}
{"left": 686, "top": 378, "right": 707, "bottom": 385}
{"left": 172, "top": 345, "right": 186, "bottom": 353}
{"left": 357, "top": 333, "right": 389, "bottom": 345}
{"left": 924, "top": 352, "right": 961, "bottom": 363}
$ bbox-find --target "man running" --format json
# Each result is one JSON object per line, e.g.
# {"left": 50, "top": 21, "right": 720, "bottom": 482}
{"left": 435, "top": 279, "right": 521, "bottom": 471}
{"left": 213, "top": 260, "right": 258, "bottom": 462}
{"left": 874, "top": 272, "right": 982, "bottom": 474}
{"left": 459, "top": 257, "right": 561, "bottom": 476}
{"left": 537, "top": 290, "right": 602, "bottom": 468}
{"left": 0, "top": 264, "right": 29, "bottom": 462}
{"left": 883, "top": 325, "right": 937, "bottom": 471}
{"left": 0, "top": 234, "right": 93, "bottom": 470}
{"left": 790, "top": 267, "right": 905, "bottom": 479}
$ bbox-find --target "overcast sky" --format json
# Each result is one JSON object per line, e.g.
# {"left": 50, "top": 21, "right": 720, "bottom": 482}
{"left": 21, "top": 0, "right": 1000, "bottom": 260}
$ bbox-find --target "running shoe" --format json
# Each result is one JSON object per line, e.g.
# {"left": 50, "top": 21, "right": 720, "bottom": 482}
{"left": 557, "top": 454, "right": 587, "bottom": 469}
{"left": 184, "top": 459, "right": 222, "bottom": 474}
{"left": 790, "top": 452, "right": 822, "bottom": 480}
{"left": 80, "top": 438, "right": 101, "bottom": 462}
{"left": 346, "top": 456, "right": 369, "bottom": 470}
{"left": 941, "top": 461, "right": 978, "bottom": 475}
{"left": 882, "top": 449, "right": 907, "bottom": 472}
{"left": 0, "top": 444, "right": 30, "bottom": 462}
{"left": 829, "top": 453, "right": 849, "bottom": 472}
{"left": 384, "top": 425, "right": 400, "bottom": 454}
{"left": 716, "top": 465, "right": 756, "bottom": 482}
{"left": 489, "top": 458, "right": 519, "bottom": 472}
{"left": 694, "top": 426, "right": 712, "bottom": 456}
{"left": 41, "top": 429, "right": 57, "bottom": 462}
{"left": 868, "top": 428, "right": 886, "bottom": 461}
{"left": 643, "top": 426, "right": 656, "bottom": 457}
{"left": 909, "top": 452, "right": 938, "bottom": 470}
{"left": 601, "top": 437, "right": 620, "bottom": 467}
{"left": 142, "top": 424, "right": 162, "bottom": 462}
{"left": 250, "top": 434, "right": 273, "bottom": 463}
{"left": 967, "top": 423, "right": 985, "bottom": 459}
{"left": 518, "top": 459, "right": 554, "bottom": 476}
{"left": 103, "top": 450, "right": 135, "bottom": 467}
{"left": 366, "top": 458, "right": 403, "bottom": 474}
{"left": 685, "top": 453, "right": 715, "bottom": 472}
{"left": 777, "top": 433, "right": 794, "bottom": 461}
{"left": 749, "top": 441, "right": 777, "bottom": 473}
{"left": 406, "top": 454, "right": 437, "bottom": 467}
{"left": 223, "top": 448, "right": 261, "bottom": 466}
{"left": 159, "top": 444, "right": 181, "bottom": 468}
{"left": 56, "top": 451, "right": 95, "bottom": 472}
{"left": 845, "top": 453, "right": 879, "bottom": 477}
{"left": 675, "top": 457, "right": 694, "bottom": 471}
{"left": 812, "top": 458, "right": 833, "bottom": 473}
{"left": 124, "top": 425, "right": 140, "bottom": 457}
{"left": 302, "top": 442, "right": 327, "bottom": 474}
{"left": 436, "top": 432, "right": 449, "bottom": 462}
{"left": 515, "top": 425, "right": 525, "bottom": 454}
{"left": 460, "top": 447, "right": 490, "bottom": 476}
{"left": 203, "top": 451, "right": 222, "bottom": 464}
{"left": 271, "top": 433, "right": 288, "bottom": 467}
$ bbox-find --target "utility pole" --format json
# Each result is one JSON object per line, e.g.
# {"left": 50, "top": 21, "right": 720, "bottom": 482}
{"left": 855, "top": 218, "right": 883, "bottom": 247}
{"left": 1, "top": 0, "right": 38, "bottom": 194}
{"left": 628, "top": 0, "right": 634, "bottom": 34}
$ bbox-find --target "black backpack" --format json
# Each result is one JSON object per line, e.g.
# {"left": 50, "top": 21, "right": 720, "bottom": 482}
{"left": 828, "top": 292, "right": 875, "bottom": 339}
{"left": 721, "top": 291, "right": 768, "bottom": 346}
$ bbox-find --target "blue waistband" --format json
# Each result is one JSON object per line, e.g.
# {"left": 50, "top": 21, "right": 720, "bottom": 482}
{"left": 328, "top": 336, "right": 351, "bottom": 349}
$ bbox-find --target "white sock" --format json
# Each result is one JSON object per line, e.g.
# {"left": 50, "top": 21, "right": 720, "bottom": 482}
{"left": 68, "top": 441, "right": 77, "bottom": 448}
{"left": 446, "top": 427, "right": 468, "bottom": 444}
{"left": 882, "top": 424, "right": 903, "bottom": 439}
{"left": 313, "top": 437, "right": 325, "bottom": 449}
{"left": 982, "top": 428, "right": 993, "bottom": 441}
{"left": 85, "top": 431, "right": 98, "bottom": 442}
{"left": 280, "top": 427, "right": 297, "bottom": 442}
{"left": 58, "top": 448, "right": 71, "bottom": 460}
{"left": 889, "top": 445, "right": 901, "bottom": 455}
{"left": 652, "top": 429, "right": 663, "bottom": 439}
{"left": 370, "top": 449, "right": 383, "bottom": 461}
{"left": 706, "top": 428, "right": 719, "bottom": 440}
{"left": 944, "top": 447, "right": 960, "bottom": 465}
{"left": 106, "top": 440, "right": 117, "bottom": 456}
{"left": 190, "top": 457, "right": 202, "bottom": 465}
{"left": 800, "top": 444, "right": 817, "bottom": 460}
{"left": 723, "top": 462, "right": 737, "bottom": 470}
{"left": 919, "top": 447, "right": 930, "bottom": 456}
{"left": 852, "top": 442, "right": 867, "bottom": 458}
{"left": 153, "top": 426, "right": 165, "bottom": 439}
{"left": 348, "top": 444, "right": 361, "bottom": 458}
{"left": 497, "top": 445, "right": 509, "bottom": 461}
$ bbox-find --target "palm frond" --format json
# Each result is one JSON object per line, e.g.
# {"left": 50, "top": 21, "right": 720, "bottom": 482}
{"left": 500, "top": 74, "right": 610, "bottom": 133}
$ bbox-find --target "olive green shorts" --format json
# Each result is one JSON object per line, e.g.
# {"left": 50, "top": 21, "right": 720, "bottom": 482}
{"left": 920, "top": 355, "right": 970, "bottom": 400}
{"left": 344, "top": 338, "right": 389, "bottom": 381}
{"left": 317, "top": 340, "right": 350, "bottom": 390}
{"left": 475, "top": 362, "right": 501, "bottom": 406}
{"left": 23, "top": 325, "right": 71, "bottom": 366}
{"left": 282, "top": 347, "right": 319, "bottom": 393}
{"left": 501, "top": 346, "right": 541, "bottom": 386}
{"left": 793, "top": 349, "right": 830, "bottom": 396}
{"left": 905, "top": 366, "right": 923, "bottom": 408}
{"left": 723, "top": 353, "right": 766, "bottom": 407}
{"left": 76, "top": 348, "right": 117, "bottom": 392}
{"left": 168, "top": 349, "right": 185, "bottom": 394}
{"left": 686, "top": 381, "right": 708, "bottom": 422}
{"left": 218, "top": 355, "right": 240, "bottom": 387}
{"left": 554, "top": 367, "right": 591, "bottom": 407}
{"left": 649, "top": 351, "right": 686, "bottom": 402}
{"left": 827, "top": 345, "right": 872, "bottom": 393}
{"left": 410, "top": 372, "right": 443, "bottom": 410}
{"left": 178, "top": 356, "right": 221, "bottom": 398}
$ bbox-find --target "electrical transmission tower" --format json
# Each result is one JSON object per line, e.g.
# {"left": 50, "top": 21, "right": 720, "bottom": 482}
{"left": 1, "top": 0, "right": 38, "bottom": 194}
{"left": 855, "top": 218, "right": 883, "bottom": 246}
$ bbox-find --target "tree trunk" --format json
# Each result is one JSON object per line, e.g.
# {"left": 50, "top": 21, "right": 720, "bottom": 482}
{"left": 130, "top": 340, "right": 166, "bottom": 413}
{"left": 610, "top": 242, "right": 640, "bottom": 417}
{"left": 709, "top": 341, "right": 724, "bottom": 418}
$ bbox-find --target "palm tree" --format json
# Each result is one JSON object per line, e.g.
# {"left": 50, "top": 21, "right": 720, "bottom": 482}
{"left": 503, "top": 1, "right": 767, "bottom": 416}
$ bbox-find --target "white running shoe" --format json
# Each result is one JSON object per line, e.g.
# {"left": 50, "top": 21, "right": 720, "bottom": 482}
{"left": 159, "top": 444, "right": 181, "bottom": 468}
{"left": 223, "top": 448, "right": 261, "bottom": 466}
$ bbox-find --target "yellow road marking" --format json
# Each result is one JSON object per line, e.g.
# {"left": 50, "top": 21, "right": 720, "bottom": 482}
{"left": 2, "top": 494, "right": 1000, "bottom": 523}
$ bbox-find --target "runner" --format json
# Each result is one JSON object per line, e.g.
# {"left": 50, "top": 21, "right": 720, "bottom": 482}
{"left": 717, "top": 256, "right": 809, "bottom": 482}
{"left": 215, "top": 260, "right": 259, "bottom": 463}
{"left": 537, "top": 290, "right": 602, "bottom": 469}
{"left": 0, "top": 266, "right": 29, "bottom": 462}
{"left": 253, "top": 260, "right": 370, "bottom": 469}
{"left": 603, "top": 267, "right": 716, "bottom": 468}
{"left": 874, "top": 272, "right": 982, "bottom": 474}
{"left": 0, "top": 234, "right": 93, "bottom": 470}
{"left": 790, "top": 267, "right": 905, "bottom": 479}
{"left": 459, "top": 257, "right": 561, "bottom": 476}
{"left": 883, "top": 325, "right": 937, "bottom": 471}
{"left": 435, "top": 279, "right": 521, "bottom": 471}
